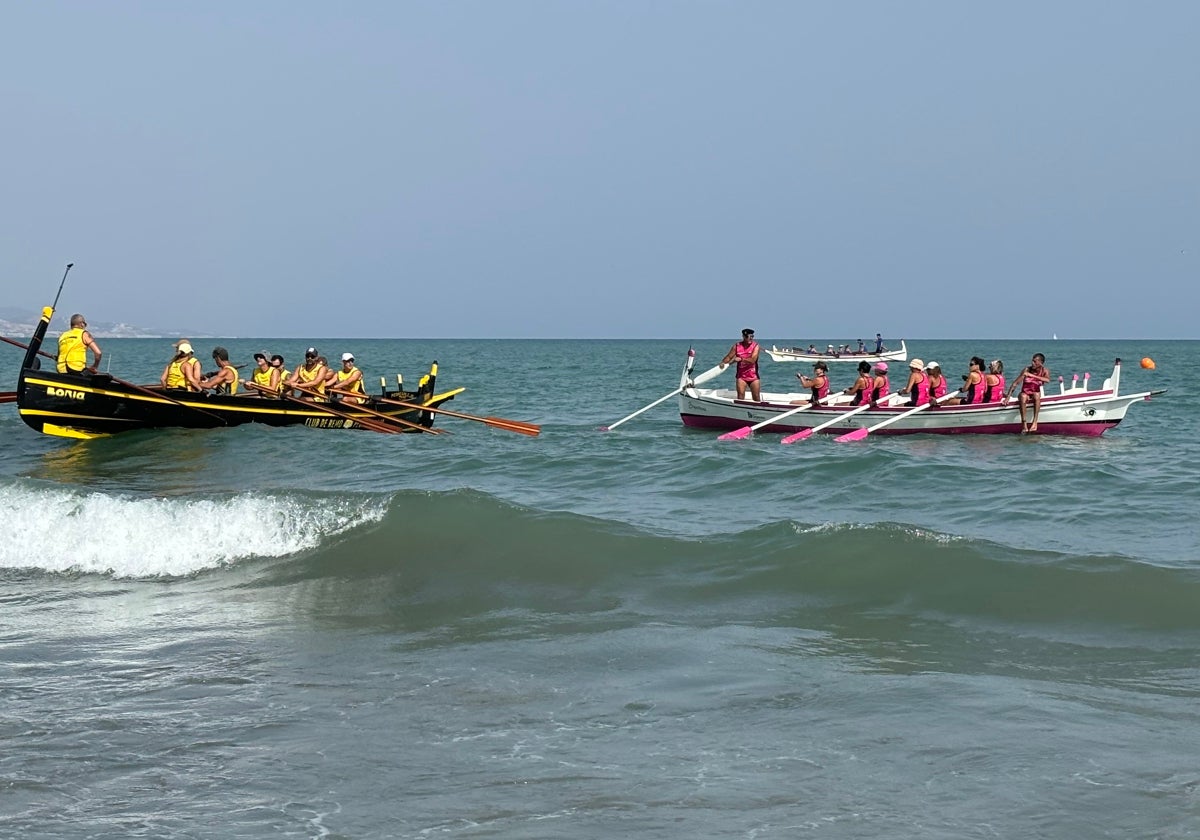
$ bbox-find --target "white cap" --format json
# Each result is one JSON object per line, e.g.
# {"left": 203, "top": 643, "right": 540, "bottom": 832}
{"left": 925, "top": 360, "right": 940, "bottom": 370}
{"left": 341, "top": 352, "right": 354, "bottom": 362}
{"left": 177, "top": 341, "right": 193, "bottom": 355}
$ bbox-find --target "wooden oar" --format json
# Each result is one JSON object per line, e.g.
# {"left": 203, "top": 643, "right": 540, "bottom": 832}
{"left": 833, "top": 391, "right": 960, "bottom": 442}
{"left": 0, "top": 391, "right": 17, "bottom": 404}
{"left": 300, "top": 385, "right": 444, "bottom": 435}
{"left": 246, "top": 381, "right": 403, "bottom": 435}
{"left": 718, "top": 392, "right": 838, "bottom": 441}
{"left": 328, "top": 388, "right": 534, "bottom": 436}
{"left": 1, "top": 333, "right": 55, "bottom": 360}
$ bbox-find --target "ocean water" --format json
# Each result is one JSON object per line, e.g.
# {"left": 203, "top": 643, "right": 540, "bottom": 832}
{"left": 1, "top": 336, "right": 1196, "bottom": 839}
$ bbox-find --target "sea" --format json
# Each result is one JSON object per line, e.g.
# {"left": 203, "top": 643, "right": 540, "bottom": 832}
{"left": 1, "top": 336, "right": 1196, "bottom": 839}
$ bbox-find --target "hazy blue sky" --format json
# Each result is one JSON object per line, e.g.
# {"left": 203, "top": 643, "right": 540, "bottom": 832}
{"left": 2, "top": 2, "right": 1196, "bottom": 339}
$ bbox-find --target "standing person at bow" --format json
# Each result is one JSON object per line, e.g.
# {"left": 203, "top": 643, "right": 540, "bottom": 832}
{"left": 845, "top": 361, "right": 873, "bottom": 405}
{"left": 1005, "top": 353, "right": 1051, "bottom": 433}
{"left": 898, "top": 358, "right": 929, "bottom": 406}
{"left": 869, "top": 362, "right": 890, "bottom": 407}
{"left": 285, "top": 347, "right": 328, "bottom": 398}
{"left": 56, "top": 313, "right": 102, "bottom": 374}
{"left": 332, "top": 352, "right": 365, "bottom": 404}
{"left": 720, "top": 328, "right": 761, "bottom": 402}
{"left": 793, "top": 360, "right": 829, "bottom": 406}
{"left": 199, "top": 346, "right": 239, "bottom": 395}
{"left": 160, "top": 341, "right": 202, "bottom": 391}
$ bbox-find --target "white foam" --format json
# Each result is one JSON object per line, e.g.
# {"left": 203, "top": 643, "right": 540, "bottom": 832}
{"left": 0, "top": 483, "right": 387, "bottom": 578}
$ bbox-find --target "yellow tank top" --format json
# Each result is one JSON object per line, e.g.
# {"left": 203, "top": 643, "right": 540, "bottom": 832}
{"left": 336, "top": 366, "right": 364, "bottom": 402}
{"left": 166, "top": 357, "right": 201, "bottom": 390}
{"left": 252, "top": 367, "right": 274, "bottom": 388}
{"left": 57, "top": 328, "right": 86, "bottom": 373}
{"left": 298, "top": 363, "right": 326, "bottom": 395}
{"left": 216, "top": 365, "right": 239, "bottom": 396}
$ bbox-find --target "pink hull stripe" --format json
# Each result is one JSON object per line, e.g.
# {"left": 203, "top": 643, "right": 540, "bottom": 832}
{"left": 680, "top": 413, "right": 1118, "bottom": 437}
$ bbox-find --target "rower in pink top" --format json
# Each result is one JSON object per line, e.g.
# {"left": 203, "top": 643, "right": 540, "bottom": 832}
{"left": 899, "top": 358, "right": 930, "bottom": 406}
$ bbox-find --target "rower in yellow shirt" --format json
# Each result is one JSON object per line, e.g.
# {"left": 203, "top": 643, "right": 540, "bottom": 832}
{"left": 333, "top": 352, "right": 365, "bottom": 404}
{"left": 56, "top": 313, "right": 102, "bottom": 373}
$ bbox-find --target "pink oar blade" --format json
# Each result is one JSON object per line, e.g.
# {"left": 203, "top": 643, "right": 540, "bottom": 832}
{"left": 833, "top": 427, "right": 869, "bottom": 443}
{"left": 780, "top": 428, "right": 813, "bottom": 445}
{"left": 718, "top": 426, "right": 753, "bottom": 441}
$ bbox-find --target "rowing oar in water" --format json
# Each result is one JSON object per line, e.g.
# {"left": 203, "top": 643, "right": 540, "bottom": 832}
{"left": 287, "top": 382, "right": 442, "bottom": 435}
{"left": 779, "top": 393, "right": 903, "bottom": 444}
{"left": 602, "top": 351, "right": 727, "bottom": 431}
{"left": 833, "top": 391, "right": 960, "bottom": 443}
{"left": 0, "top": 391, "right": 17, "bottom": 404}
{"left": 247, "top": 381, "right": 405, "bottom": 434}
{"left": 332, "top": 388, "right": 539, "bottom": 437}
{"left": 718, "top": 392, "right": 839, "bottom": 441}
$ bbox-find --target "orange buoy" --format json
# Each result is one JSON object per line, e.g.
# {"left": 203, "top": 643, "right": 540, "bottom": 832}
{"left": 1140, "top": 357, "right": 1156, "bottom": 370}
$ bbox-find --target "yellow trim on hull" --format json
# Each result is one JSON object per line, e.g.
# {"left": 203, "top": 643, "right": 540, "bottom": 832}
{"left": 41, "top": 422, "right": 111, "bottom": 440}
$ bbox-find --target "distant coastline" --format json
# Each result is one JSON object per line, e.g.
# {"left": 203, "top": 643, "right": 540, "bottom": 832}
{"left": 0, "top": 307, "right": 208, "bottom": 341}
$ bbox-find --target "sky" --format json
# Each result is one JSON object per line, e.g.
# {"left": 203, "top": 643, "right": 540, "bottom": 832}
{"left": 1, "top": 1, "right": 1196, "bottom": 339}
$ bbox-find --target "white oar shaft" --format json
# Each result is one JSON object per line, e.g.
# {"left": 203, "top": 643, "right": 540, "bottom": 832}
{"left": 688, "top": 363, "right": 728, "bottom": 387}
{"left": 865, "top": 391, "right": 959, "bottom": 434}
{"left": 605, "top": 388, "right": 681, "bottom": 431}
{"left": 747, "top": 393, "right": 835, "bottom": 433}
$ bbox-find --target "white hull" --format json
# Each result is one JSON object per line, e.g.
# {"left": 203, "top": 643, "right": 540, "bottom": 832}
{"left": 766, "top": 340, "right": 907, "bottom": 364}
{"left": 679, "top": 359, "right": 1161, "bottom": 437}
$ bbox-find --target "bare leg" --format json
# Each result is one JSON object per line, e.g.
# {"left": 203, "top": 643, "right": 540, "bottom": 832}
{"left": 736, "top": 379, "right": 747, "bottom": 400}
{"left": 1030, "top": 393, "right": 1041, "bottom": 432}
{"left": 1018, "top": 393, "right": 1030, "bottom": 432}
{"left": 750, "top": 379, "right": 762, "bottom": 402}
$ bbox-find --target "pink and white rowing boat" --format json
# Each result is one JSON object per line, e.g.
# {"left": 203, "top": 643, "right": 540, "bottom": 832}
{"left": 679, "top": 357, "right": 1163, "bottom": 438}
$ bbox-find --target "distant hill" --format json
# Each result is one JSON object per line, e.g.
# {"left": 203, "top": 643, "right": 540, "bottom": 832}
{"left": 0, "top": 307, "right": 209, "bottom": 340}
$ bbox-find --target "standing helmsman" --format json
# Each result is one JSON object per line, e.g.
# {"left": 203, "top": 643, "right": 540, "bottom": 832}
{"left": 57, "top": 313, "right": 102, "bottom": 373}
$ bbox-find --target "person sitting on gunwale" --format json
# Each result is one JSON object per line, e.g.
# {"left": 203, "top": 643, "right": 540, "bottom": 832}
{"left": 332, "top": 352, "right": 366, "bottom": 404}
{"left": 845, "top": 361, "right": 873, "bottom": 405}
{"left": 285, "top": 347, "right": 328, "bottom": 398}
{"left": 160, "top": 341, "right": 202, "bottom": 391}
{"left": 870, "top": 362, "right": 890, "bottom": 407}
{"left": 898, "top": 358, "right": 929, "bottom": 407}
{"left": 249, "top": 352, "right": 280, "bottom": 395}
{"left": 792, "top": 360, "right": 829, "bottom": 406}
{"left": 199, "top": 346, "right": 239, "bottom": 395}
{"left": 57, "top": 313, "right": 102, "bottom": 374}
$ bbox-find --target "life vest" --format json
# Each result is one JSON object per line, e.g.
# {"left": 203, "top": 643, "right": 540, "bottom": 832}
{"left": 57, "top": 328, "right": 87, "bottom": 373}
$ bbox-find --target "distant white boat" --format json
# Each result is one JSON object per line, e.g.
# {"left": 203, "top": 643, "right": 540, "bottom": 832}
{"left": 1053, "top": 333, "right": 1058, "bottom": 340}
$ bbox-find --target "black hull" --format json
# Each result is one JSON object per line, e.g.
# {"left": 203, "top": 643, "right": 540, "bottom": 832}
{"left": 17, "top": 367, "right": 457, "bottom": 439}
